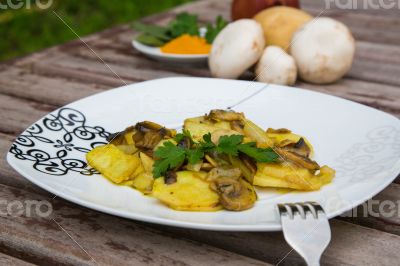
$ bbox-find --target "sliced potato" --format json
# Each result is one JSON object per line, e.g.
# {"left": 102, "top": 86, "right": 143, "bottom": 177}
{"left": 243, "top": 119, "right": 274, "bottom": 148}
{"left": 318, "top": 165, "right": 335, "bottom": 185}
{"left": 139, "top": 152, "right": 154, "bottom": 173}
{"left": 152, "top": 171, "right": 221, "bottom": 211}
{"left": 266, "top": 129, "right": 314, "bottom": 157}
{"left": 131, "top": 172, "right": 154, "bottom": 194}
{"left": 184, "top": 116, "right": 232, "bottom": 141}
{"left": 253, "top": 162, "right": 332, "bottom": 191}
{"left": 86, "top": 144, "right": 141, "bottom": 184}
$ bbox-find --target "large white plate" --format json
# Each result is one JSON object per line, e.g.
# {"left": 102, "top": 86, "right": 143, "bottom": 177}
{"left": 7, "top": 77, "right": 400, "bottom": 231}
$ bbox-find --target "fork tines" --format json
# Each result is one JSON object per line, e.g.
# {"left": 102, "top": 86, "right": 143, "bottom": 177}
{"left": 278, "top": 201, "right": 324, "bottom": 219}
{"left": 277, "top": 202, "right": 331, "bottom": 266}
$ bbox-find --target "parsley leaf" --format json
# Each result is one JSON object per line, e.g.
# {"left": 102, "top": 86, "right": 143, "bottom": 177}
{"left": 216, "top": 135, "right": 243, "bottom": 156}
{"left": 174, "top": 129, "right": 192, "bottom": 143}
{"left": 198, "top": 132, "right": 216, "bottom": 152}
{"left": 186, "top": 149, "right": 204, "bottom": 165}
{"left": 168, "top": 13, "right": 200, "bottom": 38}
{"left": 153, "top": 141, "right": 186, "bottom": 178}
{"left": 238, "top": 142, "right": 279, "bottom": 163}
{"left": 205, "top": 15, "right": 228, "bottom": 43}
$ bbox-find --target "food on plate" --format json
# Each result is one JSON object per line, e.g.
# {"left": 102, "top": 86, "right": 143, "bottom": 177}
{"left": 290, "top": 17, "right": 355, "bottom": 84}
{"left": 253, "top": 6, "right": 312, "bottom": 51}
{"left": 255, "top": 46, "right": 297, "bottom": 85}
{"left": 86, "top": 110, "right": 335, "bottom": 212}
{"left": 160, "top": 34, "right": 211, "bottom": 54}
{"left": 231, "top": 0, "right": 300, "bottom": 20}
{"left": 133, "top": 13, "right": 227, "bottom": 54}
{"left": 209, "top": 19, "right": 265, "bottom": 79}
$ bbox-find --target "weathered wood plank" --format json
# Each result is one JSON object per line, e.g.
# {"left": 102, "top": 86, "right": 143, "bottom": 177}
{"left": 0, "top": 68, "right": 108, "bottom": 107}
{"left": 0, "top": 182, "right": 400, "bottom": 266}
{"left": 297, "top": 78, "right": 400, "bottom": 117}
{"left": 0, "top": 94, "right": 55, "bottom": 135}
{"left": 0, "top": 184, "right": 268, "bottom": 266}
{"left": 0, "top": 253, "right": 35, "bottom": 266}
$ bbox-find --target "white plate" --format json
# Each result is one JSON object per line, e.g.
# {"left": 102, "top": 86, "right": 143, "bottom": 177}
{"left": 132, "top": 40, "right": 208, "bottom": 63}
{"left": 132, "top": 28, "right": 209, "bottom": 63}
{"left": 7, "top": 77, "right": 400, "bottom": 231}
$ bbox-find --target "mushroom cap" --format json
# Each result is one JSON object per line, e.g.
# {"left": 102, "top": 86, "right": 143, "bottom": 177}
{"left": 290, "top": 17, "right": 355, "bottom": 84}
{"left": 209, "top": 19, "right": 265, "bottom": 79}
{"left": 255, "top": 45, "right": 297, "bottom": 85}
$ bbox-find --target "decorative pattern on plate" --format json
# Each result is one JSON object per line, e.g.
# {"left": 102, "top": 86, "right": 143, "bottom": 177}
{"left": 9, "top": 108, "right": 110, "bottom": 176}
{"left": 335, "top": 126, "right": 400, "bottom": 182}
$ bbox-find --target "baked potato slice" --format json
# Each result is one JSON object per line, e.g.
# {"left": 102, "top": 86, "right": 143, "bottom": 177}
{"left": 253, "top": 162, "right": 334, "bottom": 191}
{"left": 184, "top": 116, "right": 232, "bottom": 141}
{"left": 86, "top": 144, "right": 141, "bottom": 184}
{"left": 266, "top": 129, "right": 314, "bottom": 157}
{"left": 131, "top": 172, "right": 154, "bottom": 194}
{"left": 152, "top": 171, "right": 221, "bottom": 211}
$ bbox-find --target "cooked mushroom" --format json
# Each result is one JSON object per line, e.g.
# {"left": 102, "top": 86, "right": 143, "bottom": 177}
{"left": 164, "top": 171, "right": 177, "bottom": 185}
{"left": 132, "top": 121, "right": 174, "bottom": 151}
{"left": 266, "top": 128, "right": 291, "bottom": 134}
{"left": 275, "top": 147, "right": 319, "bottom": 170}
{"left": 280, "top": 137, "right": 311, "bottom": 157}
{"left": 230, "top": 120, "right": 245, "bottom": 134}
{"left": 211, "top": 178, "right": 257, "bottom": 211}
{"left": 207, "top": 167, "right": 242, "bottom": 181}
{"left": 207, "top": 109, "right": 245, "bottom": 122}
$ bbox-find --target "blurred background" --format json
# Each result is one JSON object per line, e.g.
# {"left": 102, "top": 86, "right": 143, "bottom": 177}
{"left": 0, "top": 0, "right": 193, "bottom": 61}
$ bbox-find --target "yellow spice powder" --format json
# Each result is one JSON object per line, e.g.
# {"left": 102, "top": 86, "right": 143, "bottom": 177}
{"left": 160, "top": 34, "right": 211, "bottom": 54}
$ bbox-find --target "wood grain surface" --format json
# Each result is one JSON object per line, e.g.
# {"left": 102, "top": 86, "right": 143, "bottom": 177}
{"left": 0, "top": 0, "right": 399, "bottom": 265}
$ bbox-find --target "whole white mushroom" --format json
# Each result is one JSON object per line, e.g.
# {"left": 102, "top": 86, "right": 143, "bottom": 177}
{"left": 209, "top": 19, "right": 265, "bottom": 79}
{"left": 290, "top": 17, "right": 355, "bottom": 84}
{"left": 255, "top": 46, "right": 297, "bottom": 85}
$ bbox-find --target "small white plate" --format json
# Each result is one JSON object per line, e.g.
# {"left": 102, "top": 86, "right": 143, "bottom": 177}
{"left": 132, "top": 28, "right": 209, "bottom": 63}
{"left": 132, "top": 40, "right": 208, "bottom": 63}
{"left": 7, "top": 77, "right": 400, "bottom": 231}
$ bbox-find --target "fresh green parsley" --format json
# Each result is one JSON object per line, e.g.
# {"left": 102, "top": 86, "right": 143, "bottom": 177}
{"left": 205, "top": 15, "right": 228, "bottom": 43}
{"left": 152, "top": 133, "right": 278, "bottom": 178}
{"left": 153, "top": 141, "right": 186, "bottom": 178}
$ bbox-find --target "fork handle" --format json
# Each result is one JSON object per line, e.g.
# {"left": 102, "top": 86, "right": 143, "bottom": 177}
{"left": 304, "top": 256, "right": 320, "bottom": 266}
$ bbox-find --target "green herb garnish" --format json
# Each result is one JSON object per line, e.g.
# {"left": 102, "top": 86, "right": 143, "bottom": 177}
{"left": 133, "top": 12, "right": 228, "bottom": 46}
{"left": 152, "top": 132, "right": 278, "bottom": 178}
{"left": 205, "top": 15, "right": 228, "bottom": 43}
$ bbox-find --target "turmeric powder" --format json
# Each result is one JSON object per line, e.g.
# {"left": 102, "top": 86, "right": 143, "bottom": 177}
{"left": 160, "top": 34, "right": 211, "bottom": 54}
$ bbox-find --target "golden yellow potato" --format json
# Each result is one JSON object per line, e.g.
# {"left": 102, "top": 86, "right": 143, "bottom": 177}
{"left": 86, "top": 144, "right": 141, "bottom": 184}
{"left": 152, "top": 171, "right": 221, "bottom": 211}
{"left": 131, "top": 172, "right": 154, "bottom": 194}
{"left": 243, "top": 119, "right": 274, "bottom": 148}
{"left": 254, "top": 162, "right": 334, "bottom": 191}
{"left": 253, "top": 6, "right": 313, "bottom": 51}
{"left": 184, "top": 116, "right": 232, "bottom": 141}
{"left": 266, "top": 130, "right": 314, "bottom": 156}
{"left": 139, "top": 152, "right": 154, "bottom": 173}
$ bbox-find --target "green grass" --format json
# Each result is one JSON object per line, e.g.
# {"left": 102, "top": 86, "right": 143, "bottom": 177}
{"left": 0, "top": 0, "right": 193, "bottom": 61}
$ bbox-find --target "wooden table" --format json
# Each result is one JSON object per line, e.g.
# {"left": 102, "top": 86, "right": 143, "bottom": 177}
{"left": 1, "top": 0, "right": 399, "bottom": 265}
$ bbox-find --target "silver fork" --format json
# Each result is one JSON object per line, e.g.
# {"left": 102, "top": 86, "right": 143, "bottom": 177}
{"left": 278, "top": 202, "right": 331, "bottom": 266}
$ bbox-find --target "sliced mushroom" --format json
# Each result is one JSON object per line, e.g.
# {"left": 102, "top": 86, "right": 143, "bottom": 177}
{"left": 107, "top": 126, "right": 135, "bottom": 145}
{"left": 280, "top": 137, "right": 311, "bottom": 157}
{"left": 211, "top": 178, "right": 257, "bottom": 211}
{"left": 164, "top": 171, "right": 177, "bottom": 185}
{"left": 230, "top": 120, "right": 245, "bottom": 134}
{"left": 275, "top": 147, "right": 319, "bottom": 170}
{"left": 229, "top": 155, "right": 255, "bottom": 184}
{"left": 266, "top": 128, "right": 292, "bottom": 134}
{"left": 133, "top": 121, "right": 174, "bottom": 151}
{"left": 207, "top": 109, "right": 245, "bottom": 122}
{"left": 207, "top": 167, "right": 241, "bottom": 181}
